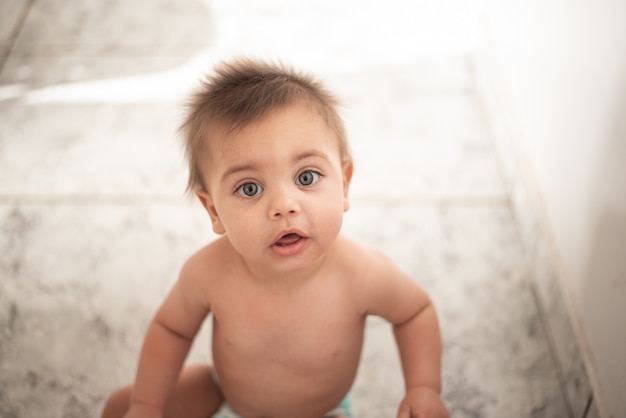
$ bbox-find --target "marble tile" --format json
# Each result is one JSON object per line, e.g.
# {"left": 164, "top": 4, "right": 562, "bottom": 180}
{"left": 0, "top": 0, "right": 31, "bottom": 70}
{"left": 352, "top": 316, "right": 404, "bottom": 417}
{"left": 0, "top": 0, "right": 213, "bottom": 86}
{"left": 0, "top": 63, "right": 505, "bottom": 203}
{"left": 330, "top": 56, "right": 475, "bottom": 98}
{"left": 502, "top": 141, "right": 595, "bottom": 417}
{"left": 14, "top": 0, "right": 211, "bottom": 50}
{"left": 0, "top": 55, "right": 205, "bottom": 89}
{"left": 472, "top": 51, "right": 520, "bottom": 193}
{"left": 510, "top": 171, "right": 542, "bottom": 261}
{"left": 532, "top": 234, "right": 594, "bottom": 418}
{"left": 0, "top": 2, "right": 576, "bottom": 416}
{"left": 475, "top": 35, "right": 597, "bottom": 417}
{"left": 344, "top": 203, "right": 569, "bottom": 417}
{"left": 344, "top": 203, "right": 527, "bottom": 284}
{"left": 0, "top": 0, "right": 30, "bottom": 42}
{"left": 338, "top": 60, "right": 506, "bottom": 200}
{"left": 0, "top": 102, "right": 188, "bottom": 197}
{"left": 0, "top": 203, "right": 215, "bottom": 417}
{"left": 0, "top": 201, "right": 569, "bottom": 417}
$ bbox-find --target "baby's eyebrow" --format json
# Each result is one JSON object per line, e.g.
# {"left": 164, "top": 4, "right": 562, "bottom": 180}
{"left": 221, "top": 163, "right": 256, "bottom": 182}
{"left": 294, "top": 150, "right": 331, "bottom": 163}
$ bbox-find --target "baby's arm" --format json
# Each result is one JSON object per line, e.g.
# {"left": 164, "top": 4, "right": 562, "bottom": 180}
{"left": 362, "top": 251, "right": 448, "bottom": 418}
{"left": 125, "top": 259, "right": 211, "bottom": 417}
{"left": 393, "top": 297, "right": 447, "bottom": 418}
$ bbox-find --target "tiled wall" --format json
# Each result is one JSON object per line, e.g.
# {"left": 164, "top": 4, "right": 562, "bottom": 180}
{"left": 473, "top": 53, "right": 601, "bottom": 418}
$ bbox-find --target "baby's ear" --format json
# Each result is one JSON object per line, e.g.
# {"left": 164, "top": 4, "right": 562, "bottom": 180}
{"left": 342, "top": 162, "right": 354, "bottom": 212}
{"left": 196, "top": 190, "right": 226, "bottom": 235}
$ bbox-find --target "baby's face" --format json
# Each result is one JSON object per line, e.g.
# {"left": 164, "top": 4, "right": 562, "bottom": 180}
{"left": 197, "top": 103, "right": 353, "bottom": 274}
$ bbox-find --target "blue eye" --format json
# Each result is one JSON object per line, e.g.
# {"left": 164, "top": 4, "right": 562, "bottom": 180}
{"left": 296, "top": 170, "right": 320, "bottom": 186}
{"left": 236, "top": 182, "right": 263, "bottom": 197}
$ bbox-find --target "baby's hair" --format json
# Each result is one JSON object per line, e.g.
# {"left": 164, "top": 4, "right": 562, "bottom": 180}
{"left": 179, "top": 58, "right": 351, "bottom": 194}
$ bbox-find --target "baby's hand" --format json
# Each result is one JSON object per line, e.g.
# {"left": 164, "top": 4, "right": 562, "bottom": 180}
{"left": 397, "top": 387, "right": 449, "bottom": 418}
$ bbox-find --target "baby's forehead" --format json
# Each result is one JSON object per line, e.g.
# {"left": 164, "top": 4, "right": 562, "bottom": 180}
{"left": 211, "top": 101, "right": 334, "bottom": 143}
{"left": 199, "top": 97, "right": 350, "bottom": 168}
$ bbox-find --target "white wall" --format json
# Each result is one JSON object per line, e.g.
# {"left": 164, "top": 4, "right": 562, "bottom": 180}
{"left": 481, "top": 1, "right": 626, "bottom": 416}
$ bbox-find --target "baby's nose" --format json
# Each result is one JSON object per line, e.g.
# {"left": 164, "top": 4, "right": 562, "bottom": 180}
{"left": 268, "top": 190, "right": 301, "bottom": 218}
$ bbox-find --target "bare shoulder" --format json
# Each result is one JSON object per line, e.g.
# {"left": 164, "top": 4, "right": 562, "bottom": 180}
{"left": 174, "top": 236, "right": 236, "bottom": 306}
{"left": 182, "top": 236, "right": 235, "bottom": 279}
{"left": 335, "top": 235, "right": 401, "bottom": 277}
{"left": 151, "top": 237, "right": 238, "bottom": 334}
{"left": 335, "top": 235, "right": 432, "bottom": 323}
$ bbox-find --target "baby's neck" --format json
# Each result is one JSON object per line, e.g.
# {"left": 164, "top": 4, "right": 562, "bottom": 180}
{"left": 239, "top": 248, "right": 335, "bottom": 291}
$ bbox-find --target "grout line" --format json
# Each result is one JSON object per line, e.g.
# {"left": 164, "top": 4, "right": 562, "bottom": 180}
{"left": 0, "top": 0, "right": 36, "bottom": 76}
{"left": 528, "top": 276, "right": 576, "bottom": 418}
{"left": 582, "top": 395, "right": 593, "bottom": 418}
{"left": 0, "top": 194, "right": 191, "bottom": 206}
{"left": 352, "top": 194, "right": 509, "bottom": 206}
{"left": 0, "top": 193, "right": 510, "bottom": 207}
{"left": 471, "top": 43, "right": 584, "bottom": 418}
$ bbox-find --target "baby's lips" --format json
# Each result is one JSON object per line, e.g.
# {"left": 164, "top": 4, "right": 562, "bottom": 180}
{"left": 272, "top": 229, "right": 307, "bottom": 246}
{"left": 274, "top": 233, "right": 302, "bottom": 246}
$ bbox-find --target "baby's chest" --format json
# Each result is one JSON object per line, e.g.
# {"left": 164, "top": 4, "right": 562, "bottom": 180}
{"left": 211, "top": 293, "right": 365, "bottom": 370}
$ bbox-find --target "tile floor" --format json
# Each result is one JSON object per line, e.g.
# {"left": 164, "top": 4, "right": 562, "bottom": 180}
{"left": 1, "top": 1, "right": 572, "bottom": 417}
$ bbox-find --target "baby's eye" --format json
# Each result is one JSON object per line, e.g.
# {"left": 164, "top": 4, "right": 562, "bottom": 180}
{"left": 296, "top": 170, "right": 321, "bottom": 186}
{"left": 236, "top": 182, "right": 263, "bottom": 197}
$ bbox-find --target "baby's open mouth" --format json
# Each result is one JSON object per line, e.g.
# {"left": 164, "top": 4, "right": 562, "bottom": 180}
{"left": 274, "top": 233, "right": 303, "bottom": 247}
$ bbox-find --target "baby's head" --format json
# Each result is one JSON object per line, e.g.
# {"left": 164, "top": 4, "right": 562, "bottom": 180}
{"left": 180, "top": 58, "right": 352, "bottom": 194}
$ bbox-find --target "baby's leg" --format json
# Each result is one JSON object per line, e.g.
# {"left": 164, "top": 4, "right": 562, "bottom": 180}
{"left": 101, "top": 364, "right": 223, "bottom": 418}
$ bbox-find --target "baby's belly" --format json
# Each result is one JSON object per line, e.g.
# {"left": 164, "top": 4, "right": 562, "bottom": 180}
{"left": 211, "top": 316, "right": 365, "bottom": 417}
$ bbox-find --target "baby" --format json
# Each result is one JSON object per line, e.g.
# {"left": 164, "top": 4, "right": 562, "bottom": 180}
{"left": 102, "top": 58, "right": 448, "bottom": 418}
